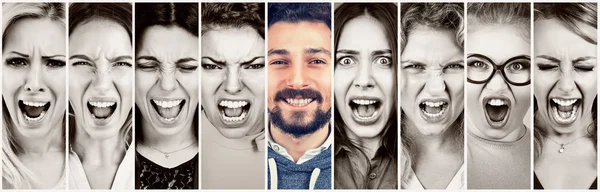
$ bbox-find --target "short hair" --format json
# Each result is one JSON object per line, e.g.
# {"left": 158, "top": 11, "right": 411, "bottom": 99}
{"left": 535, "top": 3, "right": 597, "bottom": 44}
{"left": 134, "top": 3, "right": 198, "bottom": 51}
{"left": 2, "top": 3, "right": 65, "bottom": 188}
{"left": 268, "top": 3, "right": 330, "bottom": 29}
{"left": 201, "top": 3, "right": 264, "bottom": 39}
{"left": 400, "top": 3, "right": 464, "bottom": 51}
{"left": 69, "top": 3, "right": 132, "bottom": 42}
{"left": 468, "top": 3, "right": 530, "bottom": 40}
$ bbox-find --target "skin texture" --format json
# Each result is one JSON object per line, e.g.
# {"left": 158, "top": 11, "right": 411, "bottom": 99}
{"left": 201, "top": 26, "right": 265, "bottom": 139}
{"left": 335, "top": 15, "right": 394, "bottom": 140}
{"left": 69, "top": 19, "right": 133, "bottom": 140}
{"left": 467, "top": 24, "right": 530, "bottom": 142}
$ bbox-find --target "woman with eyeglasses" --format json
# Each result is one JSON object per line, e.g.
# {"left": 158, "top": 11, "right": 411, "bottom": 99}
{"left": 465, "top": 3, "right": 531, "bottom": 189}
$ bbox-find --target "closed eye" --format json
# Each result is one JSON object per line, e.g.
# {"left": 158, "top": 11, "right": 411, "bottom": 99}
{"left": 202, "top": 63, "right": 222, "bottom": 70}
{"left": 536, "top": 63, "right": 558, "bottom": 70}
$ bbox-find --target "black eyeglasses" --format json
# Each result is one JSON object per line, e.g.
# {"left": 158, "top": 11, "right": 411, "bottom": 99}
{"left": 467, "top": 54, "right": 531, "bottom": 86}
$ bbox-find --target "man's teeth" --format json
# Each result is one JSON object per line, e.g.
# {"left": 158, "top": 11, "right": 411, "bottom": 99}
{"left": 89, "top": 101, "right": 116, "bottom": 108}
{"left": 219, "top": 100, "right": 249, "bottom": 108}
{"left": 154, "top": 99, "right": 183, "bottom": 108}
{"left": 286, "top": 98, "right": 313, "bottom": 106}
{"left": 423, "top": 101, "right": 445, "bottom": 107}
{"left": 23, "top": 101, "right": 47, "bottom": 107}
{"left": 222, "top": 111, "right": 247, "bottom": 122}
{"left": 552, "top": 98, "right": 577, "bottom": 106}
{"left": 487, "top": 99, "right": 507, "bottom": 106}
{"left": 352, "top": 99, "right": 377, "bottom": 105}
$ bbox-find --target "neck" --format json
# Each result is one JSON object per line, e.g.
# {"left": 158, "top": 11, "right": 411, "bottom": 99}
{"left": 15, "top": 122, "right": 64, "bottom": 155}
{"left": 467, "top": 117, "right": 525, "bottom": 142}
{"left": 73, "top": 126, "right": 126, "bottom": 166}
{"left": 405, "top": 119, "right": 461, "bottom": 153}
{"left": 141, "top": 118, "right": 196, "bottom": 151}
{"left": 270, "top": 122, "right": 330, "bottom": 162}
{"left": 346, "top": 127, "right": 381, "bottom": 159}
{"left": 536, "top": 112, "right": 593, "bottom": 142}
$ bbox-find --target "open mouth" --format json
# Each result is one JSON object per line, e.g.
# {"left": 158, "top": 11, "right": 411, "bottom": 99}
{"left": 284, "top": 97, "right": 314, "bottom": 107}
{"left": 419, "top": 100, "right": 449, "bottom": 122}
{"left": 19, "top": 100, "right": 51, "bottom": 122}
{"left": 550, "top": 98, "right": 580, "bottom": 125}
{"left": 87, "top": 101, "right": 117, "bottom": 119}
{"left": 151, "top": 99, "right": 185, "bottom": 122}
{"left": 349, "top": 98, "right": 382, "bottom": 124}
{"left": 483, "top": 97, "right": 511, "bottom": 128}
{"left": 218, "top": 99, "right": 251, "bottom": 123}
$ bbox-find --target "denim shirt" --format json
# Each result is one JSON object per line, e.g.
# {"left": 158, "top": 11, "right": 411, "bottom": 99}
{"left": 334, "top": 145, "right": 397, "bottom": 189}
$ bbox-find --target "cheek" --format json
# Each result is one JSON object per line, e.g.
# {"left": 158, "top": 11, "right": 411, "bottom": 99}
{"left": 45, "top": 70, "right": 67, "bottom": 97}
{"left": 374, "top": 70, "right": 395, "bottom": 97}
{"left": 178, "top": 73, "right": 199, "bottom": 99}
{"left": 446, "top": 78, "right": 464, "bottom": 98}
{"left": 2, "top": 70, "right": 25, "bottom": 97}
{"left": 512, "top": 86, "right": 531, "bottom": 103}
{"left": 135, "top": 72, "right": 158, "bottom": 98}
{"left": 242, "top": 71, "right": 265, "bottom": 94}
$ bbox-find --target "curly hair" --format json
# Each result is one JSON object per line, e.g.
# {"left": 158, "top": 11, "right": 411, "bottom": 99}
{"left": 201, "top": 3, "right": 264, "bottom": 38}
{"left": 268, "top": 3, "right": 330, "bottom": 29}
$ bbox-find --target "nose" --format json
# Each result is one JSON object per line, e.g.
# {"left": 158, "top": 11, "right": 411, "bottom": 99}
{"left": 352, "top": 62, "right": 374, "bottom": 89}
{"left": 92, "top": 72, "right": 112, "bottom": 94}
{"left": 557, "top": 72, "right": 575, "bottom": 94}
{"left": 23, "top": 59, "right": 45, "bottom": 92}
{"left": 159, "top": 70, "right": 177, "bottom": 91}
{"left": 486, "top": 71, "right": 509, "bottom": 91}
{"left": 287, "top": 61, "right": 309, "bottom": 89}
{"left": 424, "top": 72, "right": 446, "bottom": 95}
{"left": 224, "top": 66, "right": 242, "bottom": 94}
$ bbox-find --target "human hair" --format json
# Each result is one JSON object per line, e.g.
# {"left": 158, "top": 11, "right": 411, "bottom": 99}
{"left": 468, "top": 3, "right": 530, "bottom": 40}
{"left": 67, "top": 2, "right": 132, "bottom": 153}
{"left": 134, "top": 3, "right": 199, "bottom": 143}
{"left": 268, "top": 3, "right": 330, "bottom": 29}
{"left": 201, "top": 3, "right": 264, "bottom": 39}
{"left": 333, "top": 3, "right": 398, "bottom": 162}
{"left": 533, "top": 3, "right": 598, "bottom": 161}
{"left": 399, "top": 3, "right": 464, "bottom": 186}
{"left": 2, "top": 3, "right": 65, "bottom": 189}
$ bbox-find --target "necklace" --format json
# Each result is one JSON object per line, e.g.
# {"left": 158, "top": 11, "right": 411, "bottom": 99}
{"left": 140, "top": 141, "right": 197, "bottom": 158}
{"left": 545, "top": 134, "right": 589, "bottom": 153}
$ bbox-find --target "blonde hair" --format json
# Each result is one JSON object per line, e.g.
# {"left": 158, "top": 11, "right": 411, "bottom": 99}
{"left": 2, "top": 3, "right": 65, "bottom": 189}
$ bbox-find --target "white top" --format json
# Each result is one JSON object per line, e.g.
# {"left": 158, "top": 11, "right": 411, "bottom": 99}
{"left": 268, "top": 126, "right": 333, "bottom": 165}
{"left": 404, "top": 164, "right": 465, "bottom": 190}
{"left": 68, "top": 145, "right": 135, "bottom": 189}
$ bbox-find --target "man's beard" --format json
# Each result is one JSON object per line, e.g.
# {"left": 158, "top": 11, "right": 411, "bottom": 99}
{"left": 269, "top": 106, "right": 331, "bottom": 138}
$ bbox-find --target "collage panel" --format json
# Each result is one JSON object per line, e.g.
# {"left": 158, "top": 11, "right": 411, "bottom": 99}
{"left": 67, "top": 3, "right": 133, "bottom": 190}
{"left": 399, "top": 2, "right": 465, "bottom": 190}
{"left": 200, "top": 2, "right": 266, "bottom": 190}
{"left": 332, "top": 3, "right": 398, "bottom": 190}
{"left": 465, "top": 3, "right": 532, "bottom": 190}
{"left": 133, "top": 2, "right": 199, "bottom": 190}
{"left": 266, "top": 2, "right": 333, "bottom": 190}
{"left": 532, "top": 3, "right": 598, "bottom": 190}
{"left": 1, "top": 3, "right": 67, "bottom": 189}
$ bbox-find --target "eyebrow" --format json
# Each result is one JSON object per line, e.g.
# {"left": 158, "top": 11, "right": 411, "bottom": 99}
{"left": 305, "top": 48, "right": 330, "bottom": 55}
{"left": 69, "top": 54, "right": 91, "bottom": 60}
{"left": 176, "top": 57, "right": 197, "bottom": 64}
{"left": 7, "top": 51, "right": 29, "bottom": 58}
{"left": 136, "top": 56, "right": 159, "bottom": 62}
{"left": 400, "top": 59, "right": 425, "bottom": 65}
{"left": 536, "top": 55, "right": 560, "bottom": 63}
{"left": 372, "top": 49, "right": 392, "bottom": 56}
{"left": 110, "top": 55, "right": 133, "bottom": 62}
{"left": 241, "top": 56, "right": 264, "bottom": 65}
{"left": 268, "top": 49, "right": 289, "bottom": 56}
{"left": 336, "top": 49, "right": 359, "bottom": 55}
{"left": 202, "top": 57, "right": 225, "bottom": 65}
{"left": 573, "top": 56, "right": 596, "bottom": 64}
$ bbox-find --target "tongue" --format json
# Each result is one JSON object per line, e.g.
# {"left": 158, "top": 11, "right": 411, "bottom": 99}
{"left": 425, "top": 105, "right": 442, "bottom": 114}
{"left": 557, "top": 110, "right": 572, "bottom": 119}
{"left": 157, "top": 106, "right": 180, "bottom": 119}
{"left": 357, "top": 105, "right": 376, "bottom": 117}
{"left": 557, "top": 104, "right": 574, "bottom": 112}
{"left": 91, "top": 106, "right": 113, "bottom": 119}
{"left": 224, "top": 108, "right": 243, "bottom": 117}
{"left": 486, "top": 104, "right": 508, "bottom": 122}
{"left": 24, "top": 105, "right": 44, "bottom": 117}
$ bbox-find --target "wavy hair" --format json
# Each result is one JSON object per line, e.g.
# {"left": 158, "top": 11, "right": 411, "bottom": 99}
{"left": 201, "top": 3, "right": 264, "bottom": 39}
{"left": 333, "top": 2, "right": 398, "bottom": 163}
{"left": 533, "top": 3, "right": 597, "bottom": 162}
{"left": 399, "top": 2, "right": 464, "bottom": 186}
{"left": 2, "top": 3, "right": 65, "bottom": 189}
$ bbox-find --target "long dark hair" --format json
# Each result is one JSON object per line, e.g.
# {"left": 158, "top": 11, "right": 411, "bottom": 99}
{"left": 333, "top": 3, "right": 398, "bottom": 160}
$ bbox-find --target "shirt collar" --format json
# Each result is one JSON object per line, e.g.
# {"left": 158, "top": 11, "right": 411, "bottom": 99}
{"left": 268, "top": 124, "right": 332, "bottom": 164}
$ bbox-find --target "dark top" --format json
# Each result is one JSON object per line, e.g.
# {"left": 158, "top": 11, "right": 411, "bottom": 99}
{"left": 334, "top": 145, "right": 397, "bottom": 189}
{"left": 534, "top": 173, "right": 597, "bottom": 189}
{"left": 135, "top": 152, "right": 199, "bottom": 189}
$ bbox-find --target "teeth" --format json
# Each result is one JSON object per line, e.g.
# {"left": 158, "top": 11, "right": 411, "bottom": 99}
{"left": 487, "top": 99, "right": 507, "bottom": 106}
{"left": 352, "top": 99, "right": 378, "bottom": 105}
{"left": 23, "top": 101, "right": 47, "bottom": 107}
{"left": 89, "top": 101, "right": 116, "bottom": 108}
{"left": 24, "top": 111, "right": 46, "bottom": 121}
{"left": 153, "top": 99, "right": 183, "bottom": 108}
{"left": 423, "top": 109, "right": 444, "bottom": 117}
{"left": 285, "top": 98, "right": 313, "bottom": 107}
{"left": 552, "top": 98, "right": 577, "bottom": 106}
{"left": 162, "top": 117, "right": 176, "bottom": 122}
{"left": 423, "top": 101, "right": 445, "bottom": 107}
{"left": 222, "top": 111, "right": 248, "bottom": 122}
{"left": 218, "top": 100, "right": 249, "bottom": 108}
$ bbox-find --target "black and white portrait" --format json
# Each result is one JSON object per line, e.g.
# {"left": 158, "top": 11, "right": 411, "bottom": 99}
{"left": 1, "top": 3, "right": 67, "bottom": 189}
{"left": 533, "top": 3, "right": 597, "bottom": 189}
{"left": 465, "top": 3, "right": 531, "bottom": 189}
{"left": 67, "top": 3, "right": 133, "bottom": 189}
{"left": 333, "top": 3, "right": 398, "bottom": 189}
{"left": 200, "top": 3, "right": 265, "bottom": 189}
{"left": 134, "top": 3, "right": 199, "bottom": 190}
{"left": 400, "top": 3, "right": 465, "bottom": 190}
